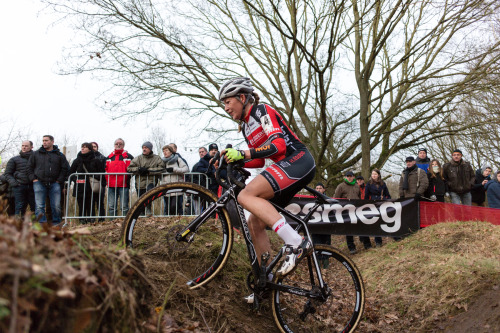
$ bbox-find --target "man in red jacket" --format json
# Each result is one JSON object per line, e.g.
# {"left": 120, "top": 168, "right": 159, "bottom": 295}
{"left": 106, "top": 138, "right": 134, "bottom": 217}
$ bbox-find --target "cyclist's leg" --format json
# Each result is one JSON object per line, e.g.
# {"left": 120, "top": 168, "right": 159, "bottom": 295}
{"left": 247, "top": 213, "right": 272, "bottom": 263}
{"left": 238, "top": 175, "right": 281, "bottom": 262}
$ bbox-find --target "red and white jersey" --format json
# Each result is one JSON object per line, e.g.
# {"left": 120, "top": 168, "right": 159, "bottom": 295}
{"left": 242, "top": 104, "right": 306, "bottom": 168}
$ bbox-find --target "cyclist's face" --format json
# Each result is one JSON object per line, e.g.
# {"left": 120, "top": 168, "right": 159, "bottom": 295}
{"left": 223, "top": 96, "right": 244, "bottom": 120}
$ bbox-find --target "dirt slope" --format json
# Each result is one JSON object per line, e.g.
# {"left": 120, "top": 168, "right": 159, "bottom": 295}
{"left": 88, "top": 220, "right": 500, "bottom": 332}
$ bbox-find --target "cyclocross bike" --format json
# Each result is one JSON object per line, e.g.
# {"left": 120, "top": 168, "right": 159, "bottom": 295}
{"left": 121, "top": 153, "right": 365, "bottom": 333}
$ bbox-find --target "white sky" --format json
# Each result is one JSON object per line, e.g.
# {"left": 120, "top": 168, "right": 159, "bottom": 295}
{"left": 0, "top": 0, "right": 224, "bottom": 168}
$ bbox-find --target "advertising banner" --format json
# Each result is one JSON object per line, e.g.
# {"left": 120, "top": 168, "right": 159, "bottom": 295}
{"left": 284, "top": 196, "right": 420, "bottom": 237}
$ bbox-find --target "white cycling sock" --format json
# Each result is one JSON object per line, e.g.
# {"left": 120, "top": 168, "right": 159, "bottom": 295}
{"left": 272, "top": 217, "right": 302, "bottom": 246}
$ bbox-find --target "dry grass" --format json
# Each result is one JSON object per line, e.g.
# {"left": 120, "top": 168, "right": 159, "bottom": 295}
{"left": 3, "top": 190, "right": 499, "bottom": 333}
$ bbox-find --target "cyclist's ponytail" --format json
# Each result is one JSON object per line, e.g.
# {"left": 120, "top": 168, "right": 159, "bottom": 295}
{"left": 252, "top": 92, "right": 260, "bottom": 105}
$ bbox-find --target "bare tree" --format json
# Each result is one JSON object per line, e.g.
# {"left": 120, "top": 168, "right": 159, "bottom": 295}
{"left": 0, "top": 119, "right": 28, "bottom": 165}
{"left": 44, "top": 0, "right": 500, "bottom": 187}
{"left": 144, "top": 125, "right": 168, "bottom": 154}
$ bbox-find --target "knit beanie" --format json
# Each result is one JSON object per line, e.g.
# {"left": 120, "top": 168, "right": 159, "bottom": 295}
{"left": 142, "top": 141, "right": 153, "bottom": 151}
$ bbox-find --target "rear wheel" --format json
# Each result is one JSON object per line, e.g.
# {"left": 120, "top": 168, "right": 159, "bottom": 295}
{"left": 271, "top": 244, "right": 365, "bottom": 333}
{"left": 121, "top": 182, "right": 233, "bottom": 289}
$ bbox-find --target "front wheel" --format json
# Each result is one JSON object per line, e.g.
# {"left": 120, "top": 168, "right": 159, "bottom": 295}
{"left": 121, "top": 182, "right": 233, "bottom": 289}
{"left": 271, "top": 244, "right": 365, "bottom": 333}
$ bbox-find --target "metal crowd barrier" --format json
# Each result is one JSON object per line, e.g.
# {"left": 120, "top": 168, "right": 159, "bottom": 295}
{"left": 64, "top": 172, "right": 210, "bottom": 224}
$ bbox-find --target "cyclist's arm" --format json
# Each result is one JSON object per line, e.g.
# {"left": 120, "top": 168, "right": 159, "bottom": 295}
{"left": 244, "top": 158, "right": 265, "bottom": 168}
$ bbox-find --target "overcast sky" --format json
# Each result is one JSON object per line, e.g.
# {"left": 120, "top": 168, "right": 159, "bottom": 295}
{"left": 0, "top": 0, "right": 225, "bottom": 167}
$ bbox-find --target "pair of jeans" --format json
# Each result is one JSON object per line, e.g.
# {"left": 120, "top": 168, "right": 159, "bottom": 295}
{"left": 107, "top": 187, "right": 130, "bottom": 217}
{"left": 137, "top": 183, "right": 155, "bottom": 215}
{"left": 33, "top": 181, "right": 62, "bottom": 224}
{"left": 12, "top": 184, "right": 36, "bottom": 216}
{"left": 450, "top": 192, "right": 472, "bottom": 205}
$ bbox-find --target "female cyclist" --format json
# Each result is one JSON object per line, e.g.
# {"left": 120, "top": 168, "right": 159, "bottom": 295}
{"left": 218, "top": 77, "right": 316, "bottom": 290}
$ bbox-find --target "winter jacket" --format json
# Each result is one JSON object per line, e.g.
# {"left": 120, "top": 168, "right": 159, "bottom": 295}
{"left": 68, "top": 151, "right": 105, "bottom": 196}
{"left": 27, "top": 145, "right": 69, "bottom": 184}
{"left": 442, "top": 159, "right": 475, "bottom": 194}
{"left": 471, "top": 168, "right": 491, "bottom": 205}
{"left": 127, "top": 153, "right": 165, "bottom": 189}
{"left": 334, "top": 181, "right": 360, "bottom": 200}
{"left": 485, "top": 179, "right": 500, "bottom": 209}
{"left": 426, "top": 173, "right": 447, "bottom": 197}
{"left": 193, "top": 154, "right": 217, "bottom": 192}
{"left": 105, "top": 150, "right": 134, "bottom": 188}
{"left": 161, "top": 154, "right": 189, "bottom": 184}
{"left": 399, "top": 166, "right": 429, "bottom": 198}
{"left": 415, "top": 157, "right": 430, "bottom": 173}
{"left": 365, "top": 181, "right": 391, "bottom": 200}
{"left": 359, "top": 184, "right": 366, "bottom": 199}
{"left": 5, "top": 150, "right": 33, "bottom": 186}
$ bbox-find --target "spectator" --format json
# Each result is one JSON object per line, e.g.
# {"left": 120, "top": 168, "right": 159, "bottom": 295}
{"left": 311, "top": 183, "right": 331, "bottom": 245}
{"left": 485, "top": 171, "right": 500, "bottom": 209}
{"left": 189, "top": 147, "right": 209, "bottom": 187}
{"left": 335, "top": 171, "right": 371, "bottom": 254}
{"left": 426, "top": 159, "right": 448, "bottom": 203}
{"left": 356, "top": 176, "right": 366, "bottom": 199}
{"left": 168, "top": 143, "right": 190, "bottom": 170}
{"left": 471, "top": 166, "right": 492, "bottom": 207}
{"left": 365, "top": 169, "right": 390, "bottom": 247}
{"left": 399, "top": 156, "right": 428, "bottom": 199}
{"left": 68, "top": 142, "right": 104, "bottom": 224}
{"left": 192, "top": 144, "right": 218, "bottom": 194}
{"left": 416, "top": 147, "right": 430, "bottom": 173}
{"left": 91, "top": 141, "right": 106, "bottom": 221}
{"left": 27, "top": 135, "right": 69, "bottom": 226}
{"left": 161, "top": 144, "right": 189, "bottom": 215}
{"left": 4, "top": 140, "right": 36, "bottom": 217}
{"left": 106, "top": 138, "right": 134, "bottom": 217}
{"left": 0, "top": 173, "right": 16, "bottom": 216}
{"left": 442, "top": 149, "right": 475, "bottom": 205}
{"left": 127, "top": 141, "right": 164, "bottom": 216}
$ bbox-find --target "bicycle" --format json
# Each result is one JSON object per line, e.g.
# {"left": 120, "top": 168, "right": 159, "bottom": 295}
{"left": 121, "top": 154, "right": 365, "bottom": 332}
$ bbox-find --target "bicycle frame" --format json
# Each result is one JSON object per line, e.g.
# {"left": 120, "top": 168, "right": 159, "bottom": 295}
{"left": 175, "top": 180, "right": 329, "bottom": 302}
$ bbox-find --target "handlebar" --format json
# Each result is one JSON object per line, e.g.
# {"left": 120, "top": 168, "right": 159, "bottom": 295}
{"left": 209, "top": 150, "right": 249, "bottom": 190}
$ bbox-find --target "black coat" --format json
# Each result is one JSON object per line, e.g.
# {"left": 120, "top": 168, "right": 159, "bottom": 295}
{"left": 471, "top": 168, "right": 491, "bottom": 205}
{"left": 27, "top": 145, "right": 69, "bottom": 183}
{"left": 365, "top": 182, "right": 391, "bottom": 200}
{"left": 426, "top": 173, "right": 447, "bottom": 197}
{"left": 69, "top": 151, "right": 104, "bottom": 196}
{"left": 5, "top": 151, "right": 33, "bottom": 186}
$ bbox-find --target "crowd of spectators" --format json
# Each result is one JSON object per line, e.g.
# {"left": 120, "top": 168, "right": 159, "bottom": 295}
{"left": 2, "top": 138, "right": 500, "bottom": 230}
{"left": 0, "top": 135, "right": 224, "bottom": 225}
{"left": 325, "top": 147, "right": 500, "bottom": 253}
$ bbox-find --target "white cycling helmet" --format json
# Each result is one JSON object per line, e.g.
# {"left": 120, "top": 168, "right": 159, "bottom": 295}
{"left": 218, "top": 77, "right": 254, "bottom": 101}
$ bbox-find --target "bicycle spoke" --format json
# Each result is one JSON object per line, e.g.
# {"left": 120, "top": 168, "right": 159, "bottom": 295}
{"left": 272, "top": 245, "right": 365, "bottom": 333}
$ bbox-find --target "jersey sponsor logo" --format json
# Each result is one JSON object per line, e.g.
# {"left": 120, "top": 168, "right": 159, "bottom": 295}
{"left": 255, "top": 145, "right": 271, "bottom": 152}
{"left": 247, "top": 131, "right": 265, "bottom": 146}
{"left": 261, "top": 114, "right": 280, "bottom": 136}
{"left": 289, "top": 150, "right": 305, "bottom": 163}
{"left": 268, "top": 165, "right": 284, "bottom": 180}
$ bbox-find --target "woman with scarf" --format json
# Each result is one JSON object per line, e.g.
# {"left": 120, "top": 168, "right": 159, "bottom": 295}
{"left": 69, "top": 142, "right": 104, "bottom": 223}
{"left": 365, "top": 169, "right": 391, "bottom": 247}
{"left": 161, "top": 145, "right": 189, "bottom": 215}
{"left": 425, "top": 159, "right": 448, "bottom": 202}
